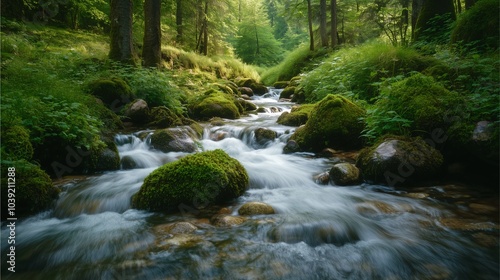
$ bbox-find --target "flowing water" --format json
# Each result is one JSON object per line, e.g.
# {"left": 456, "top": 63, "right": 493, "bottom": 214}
{"left": 2, "top": 89, "right": 499, "bottom": 280}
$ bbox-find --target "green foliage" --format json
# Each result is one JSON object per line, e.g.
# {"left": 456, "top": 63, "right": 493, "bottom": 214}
{"left": 132, "top": 149, "right": 249, "bottom": 213}
{"left": 451, "top": 0, "right": 499, "bottom": 53}
{"left": 1, "top": 160, "right": 60, "bottom": 219}
{"left": 260, "top": 45, "right": 328, "bottom": 85}
{"left": 362, "top": 73, "right": 464, "bottom": 142}
{"left": 299, "top": 42, "right": 439, "bottom": 103}
{"left": 1, "top": 126, "right": 34, "bottom": 161}
{"left": 291, "top": 94, "right": 365, "bottom": 152}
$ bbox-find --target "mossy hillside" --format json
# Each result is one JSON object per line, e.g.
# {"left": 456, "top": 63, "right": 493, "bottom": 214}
{"left": 132, "top": 149, "right": 249, "bottom": 213}
{"left": 277, "top": 104, "right": 315, "bottom": 126}
{"left": 188, "top": 89, "right": 241, "bottom": 120}
{"left": 1, "top": 160, "right": 60, "bottom": 219}
{"left": 299, "top": 43, "right": 439, "bottom": 103}
{"left": 291, "top": 95, "right": 365, "bottom": 152}
{"left": 451, "top": 0, "right": 499, "bottom": 52}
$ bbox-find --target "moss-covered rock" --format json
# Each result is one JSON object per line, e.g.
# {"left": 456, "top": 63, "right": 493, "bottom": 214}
{"left": 355, "top": 136, "right": 443, "bottom": 186}
{"left": 237, "top": 98, "right": 257, "bottom": 112}
{"left": 290, "top": 95, "right": 365, "bottom": 152}
{"left": 88, "top": 139, "right": 120, "bottom": 172}
{"left": 329, "top": 163, "right": 360, "bottom": 186}
{"left": 2, "top": 125, "right": 33, "bottom": 161}
{"left": 132, "top": 149, "right": 249, "bottom": 213}
{"left": 189, "top": 89, "right": 241, "bottom": 120}
{"left": 88, "top": 77, "right": 134, "bottom": 109}
{"left": 273, "top": 81, "right": 290, "bottom": 89}
{"left": 148, "top": 106, "right": 183, "bottom": 128}
{"left": 150, "top": 128, "right": 199, "bottom": 153}
{"left": 451, "top": 0, "right": 499, "bottom": 52}
{"left": 279, "top": 86, "right": 296, "bottom": 99}
{"left": 277, "top": 104, "right": 314, "bottom": 127}
{"left": 1, "top": 160, "right": 60, "bottom": 219}
{"left": 235, "top": 78, "right": 268, "bottom": 95}
{"left": 254, "top": 128, "right": 277, "bottom": 145}
{"left": 123, "top": 99, "right": 150, "bottom": 124}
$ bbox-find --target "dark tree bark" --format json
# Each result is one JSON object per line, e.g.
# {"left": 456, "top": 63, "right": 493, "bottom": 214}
{"left": 319, "top": 0, "right": 328, "bottom": 47}
{"left": 464, "top": 0, "right": 476, "bottom": 9}
{"left": 176, "top": 0, "right": 183, "bottom": 43}
{"left": 109, "top": 0, "right": 135, "bottom": 65}
{"left": 400, "top": 0, "right": 410, "bottom": 46}
{"left": 330, "top": 0, "right": 338, "bottom": 48}
{"left": 307, "top": 0, "right": 314, "bottom": 51}
{"left": 414, "top": 0, "right": 456, "bottom": 41}
{"left": 143, "top": 0, "right": 161, "bottom": 68}
{"left": 411, "top": 0, "right": 423, "bottom": 40}
{"left": 197, "top": 0, "right": 209, "bottom": 55}
{"left": 1, "top": 0, "right": 24, "bottom": 21}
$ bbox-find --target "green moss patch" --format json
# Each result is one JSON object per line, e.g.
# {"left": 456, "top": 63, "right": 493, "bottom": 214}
{"left": 188, "top": 89, "right": 241, "bottom": 120}
{"left": 277, "top": 104, "right": 314, "bottom": 127}
{"left": 132, "top": 149, "right": 249, "bottom": 213}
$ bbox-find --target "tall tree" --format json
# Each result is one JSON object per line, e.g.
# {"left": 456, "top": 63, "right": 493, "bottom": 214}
{"left": 176, "top": 0, "right": 183, "bottom": 43}
{"left": 414, "top": 0, "right": 456, "bottom": 42}
{"left": 411, "top": 0, "right": 423, "bottom": 40}
{"left": 109, "top": 0, "right": 135, "bottom": 65}
{"left": 143, "top": 0, "right": 161, "bottom": 67}
{"left": 307, "top": 0, "right": 314, "bottom": 51}
{"left": 319, "top": 0, "right": 329, "bottom": 47}
{"left": 330, "top": 0, "right": 338, "bottom": 48}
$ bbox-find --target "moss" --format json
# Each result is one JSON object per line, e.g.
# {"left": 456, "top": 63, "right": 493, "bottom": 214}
{"left": 376, "top": 73, "right": 464, "bottom": 134}
{"left": 212, "top": 83, "right": 236, "bottom": 96}
{"left": 235, "top": 78, "right": 267, "bottom": 95}
{"left": 150, "top": 128, "right": 198, "bottom": 153}
{"left": 1, "top": 160, "right": 60, "bottom": 219}
{"left": 254, "top": 128, "right": 277, "bottom": 145}
{"left": 88, "top": 138, "right": 120, "bottom": 172}
{"left": 2, "top": 125, "right": 33, "bottom": 161}
{"left": 87, "top": 77, "right": 134, "bottom": 108}
{"left": 132, "top": 149, "right": 249, "bottom": 213}
{"left": 451, "top": 0, "right": 499, "bottom": 52}
{"left": 279, "top": 86, "right": 296, "bottom": 99}
{"left": 236, "top": 98, "right": 257, "bottom": 112}
{"left": 356, "top": 136, "right": 443, "bottom": 186}
{"left": 188, "top": 90, "right": 241, "bottom": 120}
{"left": 277, "top": 104, "right": 314, "bottom": 126}
{"left": 291, "top": 95, "right": 365, "bottom": 152}
{"left": 148, "top": 106, "right": 183, "bottom": 128}
{"left": 273, "top": 81, "right": 289, "bottom": 89}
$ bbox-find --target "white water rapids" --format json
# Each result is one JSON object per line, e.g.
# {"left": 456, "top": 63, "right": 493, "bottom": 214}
{"left": 1, "top": 89, "right": 498, "bottom": 279}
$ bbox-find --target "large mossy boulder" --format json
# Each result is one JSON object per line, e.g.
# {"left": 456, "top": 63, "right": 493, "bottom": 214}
{"left": 132, "top": 149, "right": 249, "bottom": 213}
{"left": 88, "top": 77, "right": 134, "bottom": 109}
{"left": 279, "top": 86, "right": 296, "bottom": 99}
{"left": 148, "top": 106, "right": 183, "bottom": 128}
{"left": 189, "top": 89, "right": 240, "bottom": 120}
{"left": 355, "top": 136, "right": 443, "bottom": 186}
{"left": 150, "top": 128, "right": 199, "bottom": 153}
{"left": 1, "top": 160, "right": 60, "bottom": 219}
{"left": 88, "top": 139, "right": 120, "bottom": 172}
{"left": 277, "top": 104, "right": 314, "bottom": 126}
{"left": 290, "top": 95, "right": 365, "bottom": 152}
{"left": 124, "top": 99, "right": 150, "bottom": 124}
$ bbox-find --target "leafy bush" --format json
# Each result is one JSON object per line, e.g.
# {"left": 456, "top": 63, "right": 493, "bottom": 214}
{"left": 299, "top": 42, "right": 439, "bottom": 103}
{"left": 1, "top": 125, "right": 34, "bottom": 161}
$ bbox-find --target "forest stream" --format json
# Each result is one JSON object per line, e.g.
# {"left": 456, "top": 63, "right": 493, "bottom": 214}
{"left": 1, "top": 89, "right": 499, "bottom": 280}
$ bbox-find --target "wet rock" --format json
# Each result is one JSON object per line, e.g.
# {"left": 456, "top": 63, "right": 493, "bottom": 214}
{"left": 356, "top": 136, "right": 443, "bottom": 186}
{"left": 148, "top": 106, "right": 182, "bottom": 128}
{"left": 237, "top": 98, "right": 257, "bottom": 111}
{"left": 254, "top": 128, "right": 277, "bottom": 145}
{"left": 439, "top": 218, "right": 499, "bottom": 231}
{"left": 405, "top": 193, "right": 429, "bottom": 199}
{"left": 468, "top": 203, "right": 497, "bottom": 214}
{"left": 314, "top": 172, "right": 330, "bottom": 185}
{"left": 270, "top": 107, "right": 282, "bottom": 113}
{"left": 256, "top": 107, "right": 267, "bottom": 113}
{"left": 472, "top": 232, "right": 499, "bottom": 248}
{"left": 121, "top": 155, "right": 137, "bottom": 170}
{"left": 235, "top": 78, "right": 268, "bottom": 95}
{"left": 283, "top": 140, "right": 300, "bottom": 154}
{"left": 273, "top": 81, "right": 289, "bottom": 89}
{"left": 211, "top": 131, "right": 229, "bottom": 141}
{"left": 238, "top": 202, "right": 275, "bottom": 216}
{"left": 238, "top": 87, "right": 254, "bottom": 97}
{"left": 329, "top": 163, "right": 360, "bottom": 186}
{"left": 155, "top": 222, "right": 198, "bottom": 235}
{"left": 124, "top": 99, "right": 150, "bottom": 124}
{"left": 210, "top": 117, "right": 226, "bottom": 126}
{"left": 210, "top": 214, "right": 247, "bottom": 227}
{"left": 279, "top": 86, "right": 295, "bottom": 99}
{"left": 150, "top": 128, "right": 198, "bottom": 153}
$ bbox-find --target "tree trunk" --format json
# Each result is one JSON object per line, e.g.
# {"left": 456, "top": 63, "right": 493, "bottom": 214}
{"left": 455, "top": 0, "right": 462, "bottom": 14}
{"left": 176, "top": 0, "right": 183, "bottom": 43}
{"left": 319, "top": 0, "right": 328, "bottom": 48}
{"left": 307, "top": 0, "right": 314, "bottom": 51}
{"left": 411, "top": 0, "right": 423, "bottom": 40}
{"left": 400, "top": 0, "right": 409, "bottom": 46}
{"left": 330, "top": 0, "right": 338, "bottom": 48}
{"left": 464, "top": 0, "right": 476, "bottom": 9}
{"left": 198, "top": 0, "right": 209, "bottom": 55}
{"left": 414, "top": 0, "right": 456, "bottom": 41}
{"left": 143, "top": 0, "right": 161, "bottom": 68}
{"left": 109, "top": 0, "right": 135, "bottom": 65}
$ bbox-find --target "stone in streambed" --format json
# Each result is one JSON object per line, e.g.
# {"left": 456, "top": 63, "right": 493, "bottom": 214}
{"left": 329, "top": 163, "right": 360, "bottom": 186}
{"left": 238, "top": 202, "right": 275, "bottom": 216}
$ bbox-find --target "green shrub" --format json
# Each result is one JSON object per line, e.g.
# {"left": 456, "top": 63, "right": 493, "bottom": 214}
{"left": 132, "top": 149, "right": 249, "bottom": 213}
{"left": 451, "top": 0, "right": 499, "bottom": 52}
{"left": 1, "top": 160, "right": 60, "bottom": 219}
{"left": 299, "top": 42, "right": 439, "bottom": 103}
